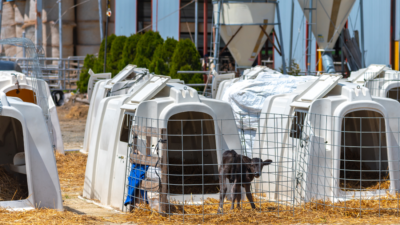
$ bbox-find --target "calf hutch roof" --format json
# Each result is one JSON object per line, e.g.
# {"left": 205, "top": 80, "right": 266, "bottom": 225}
{"left": 0, "top": 92, "right": 62, "bottom": 210}
{"left": 82, "top": 65, "right": 150, "bottom": 154}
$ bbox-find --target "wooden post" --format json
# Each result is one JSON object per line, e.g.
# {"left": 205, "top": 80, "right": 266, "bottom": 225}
{"left": 146, "top": 128, "right": 152, "bottom": 155}
{"left": 159, "top": 128, "right": 169, "bottom": 215}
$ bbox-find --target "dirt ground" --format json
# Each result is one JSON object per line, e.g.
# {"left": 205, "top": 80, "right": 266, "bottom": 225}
{"left": 57, "top": 97, "right": 89, "bottom": 150}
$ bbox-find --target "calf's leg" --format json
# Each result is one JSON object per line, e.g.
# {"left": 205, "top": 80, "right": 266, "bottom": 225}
{"left": 218, "top": 179, "right": 227, "bottom": 213}
{"left": 244, "top": 184, "right": 256, "bottom": 209}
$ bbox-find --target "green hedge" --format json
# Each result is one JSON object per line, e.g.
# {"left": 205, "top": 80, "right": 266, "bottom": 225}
{"left": 78, "top": 32, "right": 203, "bottom": 93}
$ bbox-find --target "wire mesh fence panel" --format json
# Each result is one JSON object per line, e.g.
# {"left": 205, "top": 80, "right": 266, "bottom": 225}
{"left": 122, "top": 112, "right": 297, "bottom": 220}
{"left": 0, "top": 38, "right": 53, "bottom": 143}
{"left": 294, "top": 111, "right": 400, "bottom": 217}
{"left": 362, "top": 70, "right": 400, "bottom": 102}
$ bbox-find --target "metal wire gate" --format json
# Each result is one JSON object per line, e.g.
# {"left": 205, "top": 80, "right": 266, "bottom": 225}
{"left": 122, "top": 112, "right": 297, "bottom": 220}
{"left": 364, "top": 70, "right": 400, "bottom": 103}
{"left": 293, "top": 110, "right": 400, "bottom": 217}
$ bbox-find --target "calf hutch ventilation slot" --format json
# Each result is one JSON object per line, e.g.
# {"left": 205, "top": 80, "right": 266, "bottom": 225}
{"left": 0, "top": 116, "right": 28, "bottom": 201}
{"left": 123, "top": 112, "right": 297, "bottom": 218}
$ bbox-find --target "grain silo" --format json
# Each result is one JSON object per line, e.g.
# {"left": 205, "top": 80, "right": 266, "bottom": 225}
{"left": 42, "top": 0, "right": 75, "bottom": 58}
{"left": 297, "top": 0, "right": 356, "bottom": 73}
{"left": 76, "top": 0, "right": 106, "bottom": 56}
{"left": 0, "top": 2, "right": 16, "bottom": 56}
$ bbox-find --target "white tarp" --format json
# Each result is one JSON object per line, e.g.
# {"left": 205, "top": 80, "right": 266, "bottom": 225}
{"left": 221, "top": 72, "right": 316, "bottom": 154}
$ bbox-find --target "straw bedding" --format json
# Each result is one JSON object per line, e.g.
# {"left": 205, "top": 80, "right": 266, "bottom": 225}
{"left": 0, "top": 166, "right": 28, "bottom": 201}
{"left": 1, "top": 152, "right": 400, "bottom": 224}
{"left": 55, "top": 151, "right": 87, "bottom": 194}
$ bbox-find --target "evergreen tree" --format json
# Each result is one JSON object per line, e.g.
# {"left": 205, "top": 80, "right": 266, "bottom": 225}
{"left": 148, "top": 37, "right": 178, "bottom": 74}
{"left": 133, "top": 31, "right": 163, "bottom": 67}
{"left": 77, "top": 54, "right": 96, "bottom": 93}
{"left": 93, "top": 34, "right": 117, "bottom": 73}
{"left": 118, "top": 33, "right": 142, "bottom": 71}
{"left": 169, "top": 39, "right": 202, "bottom": 82}
{"left": 107, "top": 35, "right": 127, "bottom": 76}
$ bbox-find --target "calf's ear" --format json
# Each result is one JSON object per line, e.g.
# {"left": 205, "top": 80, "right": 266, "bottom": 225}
{"left": 263, "top": 159, "right": 272, "bottom": 166}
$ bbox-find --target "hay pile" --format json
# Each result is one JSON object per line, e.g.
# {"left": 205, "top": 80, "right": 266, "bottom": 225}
{"left": 120, "top": 195, "right": 400, "bottom": 224}
{"left": 0, "top": 208, "right": 106, "bottom": 225}
{"left": 55, "top": 151, "right": 87, "bottom": 194}
{"left": 57, "top": 96, "right": 89, "bottom": 120}
{"left": 0, "top": 166, "right": 28, "bottom": 201}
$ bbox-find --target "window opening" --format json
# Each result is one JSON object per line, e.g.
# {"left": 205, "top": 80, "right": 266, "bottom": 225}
{"left": 6, "top": 89, "right": 36, "bottom": 104}
{"left": 167, "top": 111, "right": 219, "bottom": 194}
{"left": 120, "top": 114, "right": 130, "bottom": 143}
{"left": 340, "top": 110, "right": 389, "bottom": 190}
{"left": 290, "top": 109, "right": 308, "bottom": 139}
{"left": 386, "top": 87, "right": 400, "bottom": 102}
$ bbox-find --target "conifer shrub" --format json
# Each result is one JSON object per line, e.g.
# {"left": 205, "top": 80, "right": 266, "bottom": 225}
{"left": 118, "top": 33, "right": 142, "bottom": 71}
{"left": 133, "top": 31, "right": 163, "bottom": 67}
{"left": 169, "top": 39, "right": 202, "bottom": 85}
{"left": 148, "top": 37, "right": 178, "bottom": 74}
{"left": 107, "top": 35, "right": 127, "bottom": 76}
{"left": 77, "top": 54, "right": 96, "bottom": 93}
{"left": 93, "top": 34, "right": 116, "bottom": 73}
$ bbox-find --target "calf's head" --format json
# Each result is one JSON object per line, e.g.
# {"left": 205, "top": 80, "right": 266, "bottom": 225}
{"left": 249, "top": 158, "right": 273, "bottom": 178}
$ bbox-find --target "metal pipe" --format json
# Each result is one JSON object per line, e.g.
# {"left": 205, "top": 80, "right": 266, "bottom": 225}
{"left": 0, "top": 0, "right": 3, "bottom": 37}
{"left": 36, "top": 0, "right": 43, "bottom": 48}
{"left": 276, "top": 2, "right": 287, "bottom": 74}
{"left": 58, "top": 0, "right": 63, "bottom": 89}
{"left": 203, "top": 0, "right": 208, "bottom": 57}
{"left": 307, "top": 0, "right": 313, "bottom": 74}
{"left": 22, "top": 32, "right": 26, "bottom": 58}
{"left": 195, "top": 0, "right": 198, "bottom": 48}
{"left": 98, "top": 0, "right": 104, "bottom": 41}
{"left": 360, "top": 0, "right": 366, "bottom": 68}
{"left": 322, "top": 52, "right": 336, "bottom": 73}
{"left": 218, "top": 22, "right": 279, "bottom": 26}
{"left": 288, "top": 0, "right": 294, "bottom": 71}
{"left": 178, "top": 71, "right": 211, "bottom": 74}
{"left": 341, "top": 30, "right": 344, "bottom": 76}
{"left": 59, "top": 0, "right": 62, "bottom": 59}
{"left": 213, "top": 0, "right": 222, "bottom": 73}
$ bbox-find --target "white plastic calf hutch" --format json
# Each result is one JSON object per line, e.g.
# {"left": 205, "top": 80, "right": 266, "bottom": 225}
{"left": 254, "top": 74, "right": 400, "bottom": 203}
{"left": 0, "top": 92, "right": 63, "bottom": 210}
{"left": 349, "top": 64, "right": 400, "bottom": 103}
{"left": 83, "top": 77, "right": 242, "bottom": 212}
{"left": 83, "top": 74, "right": 171, "bottom": 207}
{"left": 0, "top": 71, "right": 64, "bottom": 154}
{"left": 81, "top": 65, "right": 149, "bottom": 154}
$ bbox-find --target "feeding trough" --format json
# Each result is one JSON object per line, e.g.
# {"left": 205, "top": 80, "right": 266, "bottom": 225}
{"left": 253, "top": 74, "right": 400, "bottom": 203}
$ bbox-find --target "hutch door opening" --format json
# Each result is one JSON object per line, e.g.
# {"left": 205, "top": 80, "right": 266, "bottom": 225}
{"left": 0, "top": 116, "right": 29, "bottom": 201}
{"left": 340, "top": 110, "right": 389, "bottom": 190}
{"left": 167, "top": 111, "right": 219, "bottom": 195}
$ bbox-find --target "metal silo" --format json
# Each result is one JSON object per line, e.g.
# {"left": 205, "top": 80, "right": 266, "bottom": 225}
{"left": 297, "top": 0, "right": 356, "bottom": 73}
{"left": 212, "top": 0, "right": 286, "bottom": 73}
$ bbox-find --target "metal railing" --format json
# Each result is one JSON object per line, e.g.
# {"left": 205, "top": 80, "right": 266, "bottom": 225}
{"left": 0, "top": 56, "right": 85, "bottom": 91}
